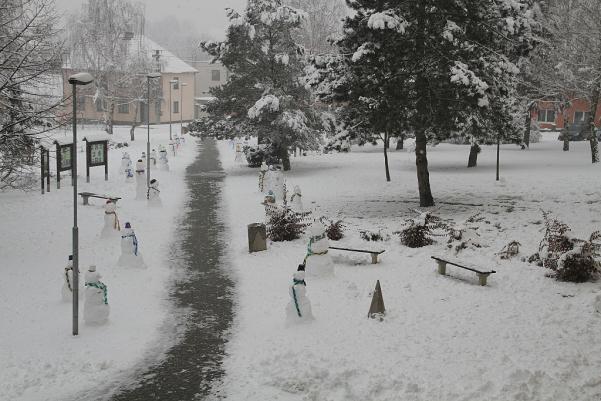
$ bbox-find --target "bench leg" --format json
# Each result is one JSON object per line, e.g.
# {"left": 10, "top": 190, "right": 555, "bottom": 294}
{"left": 477, "top": 273, "right": 488, "bottom": 286}
{"left": 371, "top": 253, "right": 378, "bottom": 264}
{"left": 436, "top": 261, "right": 447, "bottom": 275}
{"left": 82, "top": 196, "right": 89, "bottom": 206}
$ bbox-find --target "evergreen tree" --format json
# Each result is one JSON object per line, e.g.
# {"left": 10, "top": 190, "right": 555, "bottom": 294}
{"left": 201, "top": 0, "right": 322, "bottom": 171}
{"left": 312, "top": 0, "right": 540, "bottom": 206}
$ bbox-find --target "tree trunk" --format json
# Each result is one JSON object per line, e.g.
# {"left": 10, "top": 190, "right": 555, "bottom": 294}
{"left": 130, "top": 103, "right": 139, "bottom": 141}
{"left": 415, "top": 128, "right": 434, "bottom": 207}
{"left": 563, "top": 127, "right": 569, "bottom": 151}
{"left": 396, "top": 135, "right": 404, "bottom": 150}
{"left": 279, "top": 145, "right": 291, "bottom": 171}
{"left": 588, "top": 86, "right": 600, "bottom": 163}
{"left": 523, "top": 110, "right": 531, "bottom": 148}
{"left": 384, "top": 130, "right": 390, "bottom": 182}
{"left": 467, "top": 143, "right": 479, "bottom": 167}
{"left": 106, "top": 101, "right": 114, "bottom": 135}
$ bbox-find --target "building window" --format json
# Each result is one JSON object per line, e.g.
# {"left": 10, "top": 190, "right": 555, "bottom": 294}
{"left": 173, "top": 101, "right": 179, "bottom": 114}
{"left": 211, "top": 70, "right": 221, "bottom": 81}
{"left": 574, "top": 111, "right": 590, "bottom": 124}
{"left": 172, "top": 77, "right": 179, "bottom": 90}
{"left": 537, "top": 109, "right": 555, "bottom": 123}
{"left": 95, "top": 99, "right": 104, "bottom": 112}
{"left": 118, "top": 101, "right": 129, "bottom": 114}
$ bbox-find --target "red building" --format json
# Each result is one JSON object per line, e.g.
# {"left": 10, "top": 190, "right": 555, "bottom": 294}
{"left": 534, "top": 98, "right": 601, "bottom": 130}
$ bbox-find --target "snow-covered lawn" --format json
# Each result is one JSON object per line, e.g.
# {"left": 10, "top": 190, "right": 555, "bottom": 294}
{"left": 0, "top": 125, "right": 197, "bottom": 401}
{"left": 217, "top": 133, "right": 601, "bottom": 401}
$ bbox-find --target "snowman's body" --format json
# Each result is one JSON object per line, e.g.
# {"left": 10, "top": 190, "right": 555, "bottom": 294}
{"left": 290, "top": 185, "right": 303, "bottom": 212}
{"left": 61, "top": 261, "right": 81, "bottom": 302}
{"left": 265, "top": 168, "right": 284, "bottom": 201}
{"left": 135, "top": 160, "right": 146, "bottom": 200}
{"left": 285, "top": 271, "right": 314, "bottom": 324}
{"left": 100, "top": 202, "right": 119, "bottom": 238}
{"left": 120, "top": 153, "right": 131, "bottom": 174}
{"left": 84, "top": 269, "right": 109, "bottom": 325}
{"left": 258, "top": 162, "right": 268, "bottom": 192}
{"left": 147, "top": 180, "right": 161, "bottom": 206}
{"left": 159, "top": 149, "right": 170, "bottom": 171}
{"left": 304, "top": 222, "right": 334, "bottom": 278}
{"left": 118, "top": 227, "right": 146, "bottom": 268}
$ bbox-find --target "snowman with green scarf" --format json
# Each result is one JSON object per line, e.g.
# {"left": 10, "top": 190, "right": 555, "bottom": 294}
{"left": 304, "top": 221, "right": 334, "bottom": 278}
{"left": 285, "top": 267, "right": 314, "bottom": 324}
{"left": 84, "top": 265, "right": 110, "bottom": 325}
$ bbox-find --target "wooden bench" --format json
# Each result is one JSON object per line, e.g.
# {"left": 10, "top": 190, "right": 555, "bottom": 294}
{"left": 78, "top": 192, "right": 121, "bottom": 206}
{"left": 431, "top": 256, "right": 496, "bottom": 286}
{"left": 329, "top": 246, "right": 385, "bottom": 264}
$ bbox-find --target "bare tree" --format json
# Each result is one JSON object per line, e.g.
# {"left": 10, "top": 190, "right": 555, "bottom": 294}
{"left": 66, "top": 0, "right": 149, "bottom": 135}
{"left": 0, "top": 0, "right": 63, "bottom": 190}
{"left": 285, "top": 0, "right": 347, "bottom": 54}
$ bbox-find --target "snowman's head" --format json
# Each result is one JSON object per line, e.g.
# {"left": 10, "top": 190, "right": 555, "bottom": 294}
{"left": 104, "top": 200, "right": 116, "bottom": 212}
{"left": 309, "top": 221, "right": 326, "bottom": 237}
{"left": 293, "top": 185, "right": 301, "bottom": 195}
{"left": 293, "top": 271, "right": 305, "bottom": 282}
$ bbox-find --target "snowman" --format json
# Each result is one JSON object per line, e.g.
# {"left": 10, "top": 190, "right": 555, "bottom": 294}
{"left": 150, "top": 149, "right": 157, "bottom": 166}
{"left": 134, "top": 159, "right": 146, "bottom": 200}
{"left": 285, "top": 269, "right": 314, "bottom": 324}
{"left": 61, "top": 255, "right": 82, "bottom": 302}
{"left": 158, "top": 146, "right": 170, "bottom": 171}
{"left": 84, "top": 265, "right": 110, "bottom": 325}
{"left": 147, "top": 178, "right": 161, "bottom": 205}
{"left": 304, "top": 221, "right": 334, "bottom": 278}
{"left": 100, "top": 200, "right": 120, "bottom": 238}
{"left": 180, "top": 134, "right": 186, "bottom": 144}
{"left": 175, "top": 135, "right": 181, "bottom": 149}
{"left": 290, "top": 185, "right": 303, "bottom": 212}
{"left": 124, "top": 163, "right": 134, "bottom": 183}
{"left": 271, "top": 169, "right": 285, "bottom": 202}
{"left": 141, "top": 151, "right": 147, "bottom": 165}
{"left": 118, "top": 222, "right": 146, "bottom": 268}
{"left": 120, "top": 152, "right": 131, "bottom": 174}
{"left": 169, "top": 140, "right": 176, "bottom": 156}
{"left": 341, "top": 138, "right": 351, "bottom": 152}
{"left": 258, "top": 161, "right": 268, "bottom": 192}
{"left": 234, "top": 141, "right": 244, "bottom": 163}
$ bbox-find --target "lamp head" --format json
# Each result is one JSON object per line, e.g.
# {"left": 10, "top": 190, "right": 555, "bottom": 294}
{"left": 68, "top": 72, "right": 94, "bottom": 86}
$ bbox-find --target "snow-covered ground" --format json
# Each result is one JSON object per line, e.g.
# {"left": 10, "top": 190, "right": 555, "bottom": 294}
{"left": 0, "top": 125, "right": 197, "bottom": 401}
{"left": 216, "top": 133, "right": 601, "bottom": 401}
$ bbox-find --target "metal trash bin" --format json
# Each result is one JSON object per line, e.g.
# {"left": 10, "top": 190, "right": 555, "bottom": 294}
{"left": 248, "top": 223, "right": 267, "bottom": 253}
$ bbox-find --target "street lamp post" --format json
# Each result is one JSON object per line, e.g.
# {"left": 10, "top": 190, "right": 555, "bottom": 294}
{"left": 169, "top": 80, "right": 178, "bottom": 141}
{"left": 146, "top": 72, "right": 161, "bottom": 198}
{"left": 67, "top": 72, "right": 94, "bottom": 336}
{"left": 180, "top": 82, "right": 187, "bottom": 135}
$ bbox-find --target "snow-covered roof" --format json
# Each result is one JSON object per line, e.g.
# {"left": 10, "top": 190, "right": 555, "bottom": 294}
{"left": 53, "top": 137, "right": 75, "bottom": 146}
{"left": 82, "top": 132, "right": 111, "bottom": 142}
{"left": 195, "top": 96, "right": 217, "bottom": 102}
{"left": 64, "top": 35, "right": 197, "bottom": 75}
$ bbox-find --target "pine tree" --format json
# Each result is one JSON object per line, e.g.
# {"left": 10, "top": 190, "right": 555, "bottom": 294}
{"left": 312, "top": 0, "right": 540, "bottom": 206}
{"left": 201, "top": 0, "right": 322, "bottom": 171}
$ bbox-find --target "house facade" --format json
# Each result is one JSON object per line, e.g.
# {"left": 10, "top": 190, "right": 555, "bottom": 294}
{"left": 534, "top": 98, "right": 601, "bottom": 130}
{"left": 62, "top": 35, "right": 197, "bottom": 126}
{"left": 187, "top": 60, "right": 229, "bottom": 119}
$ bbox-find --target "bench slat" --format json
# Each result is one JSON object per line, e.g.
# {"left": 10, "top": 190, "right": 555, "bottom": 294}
{"left": 329, "top": 246, "right": 385, "bottom": 255}
{"left": 431, "top": 256, "right": 496, "bottom": 275}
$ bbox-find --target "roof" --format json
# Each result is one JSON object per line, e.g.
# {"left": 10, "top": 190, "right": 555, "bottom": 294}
{"left": 82, "top": 132, "right": 111, "bottom": 142}
{"left": 64, "top": 35, "right": 197, "bottom": 75}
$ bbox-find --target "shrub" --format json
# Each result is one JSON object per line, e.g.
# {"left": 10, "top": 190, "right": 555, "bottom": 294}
{"left": 267, "top": 207, "right": 308, "bottom": 242}
{"left": 243, "top": 144, "right": 280, "bottom": 167}
{"left": 360, "top": 229, "right": 388, "bottom": 242}
{"left": 320, "top": 217, "right": 345, "bottom": 241}
{"left": 399, "top": 210, "right": 447, "bottom": 248}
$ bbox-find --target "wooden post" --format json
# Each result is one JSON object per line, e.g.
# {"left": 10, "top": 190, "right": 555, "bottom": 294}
{"left": 46, "top": 149, "right": 50, "bottom": 191}
{"left": 477, "top": 273, "right": 488, "bottom": 286}
{"left": 437, "top": 260, "right": 446, "bottom": 275}
{"left": 370, "top": 253, "right": 378, "bottom": 264}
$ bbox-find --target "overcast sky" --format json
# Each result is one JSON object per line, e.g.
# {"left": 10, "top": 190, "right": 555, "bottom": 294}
{"left": 54, "top": 0, "right": 247, "bottom": 39}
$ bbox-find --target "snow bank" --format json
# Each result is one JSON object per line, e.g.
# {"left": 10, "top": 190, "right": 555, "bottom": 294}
{"left": 0, "top": 125, "right": 197, "bottom": 401}
{"left": 215, "top": 134, "right": 601, "bottom": 401}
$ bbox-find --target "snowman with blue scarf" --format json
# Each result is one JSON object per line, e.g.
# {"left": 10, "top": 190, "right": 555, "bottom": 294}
{"left": 304, "top": 220, "right": 334, "bottom": 278}
{"left": 118, "top": 222, "right": 146, "bottom": 268}
{"left": 84, "top": 265, "right": 110, "bottom": 325}
{"left": 285, "top": 266, "right": 314, "bottom": 324}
